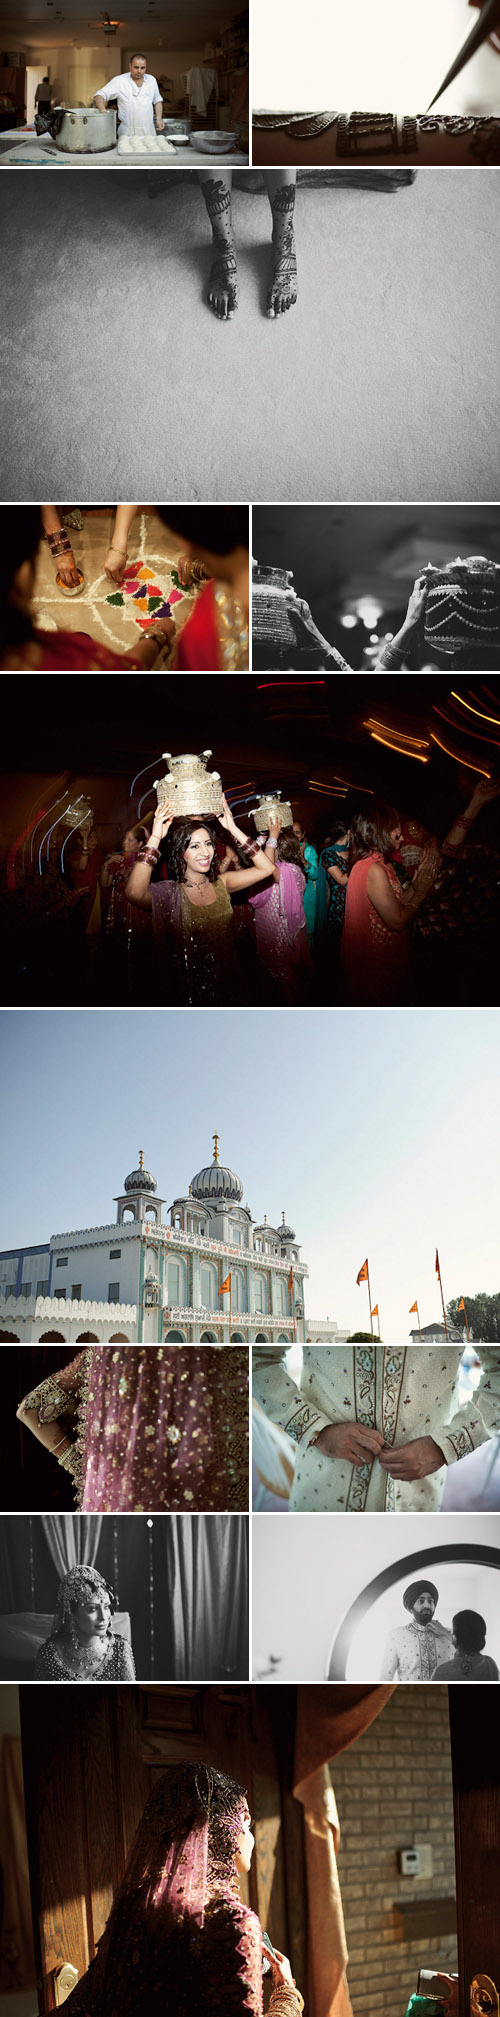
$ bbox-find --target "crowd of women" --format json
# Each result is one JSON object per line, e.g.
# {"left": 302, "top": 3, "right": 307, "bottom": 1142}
{"left": 4, "top": 768, "right": 499, "bottom": 1007}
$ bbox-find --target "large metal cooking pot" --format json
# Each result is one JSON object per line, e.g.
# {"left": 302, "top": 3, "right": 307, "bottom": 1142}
{"left": 45, "top": 105, "right": 117, "bottom": 152}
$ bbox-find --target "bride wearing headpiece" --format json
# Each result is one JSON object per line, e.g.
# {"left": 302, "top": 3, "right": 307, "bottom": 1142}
{"left": 65, "top": 1761, "right": 303, "bottom": 2017}
{"left": 34, "top": 1564, "right": 135, "bottom": 1680}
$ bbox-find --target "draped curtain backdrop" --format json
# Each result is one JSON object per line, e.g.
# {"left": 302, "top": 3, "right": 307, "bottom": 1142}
{"left": 162, "top": 1515, "right": 249, "bottom": 1679}
{"left": 293, "top": 1687, "right": 396, "bottom": 2017}
{"left": 42, "top": 1515, "right": 102, "bottom": 1577}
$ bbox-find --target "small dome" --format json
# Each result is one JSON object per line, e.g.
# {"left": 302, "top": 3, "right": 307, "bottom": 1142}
{"left": 279, "top": 1218, "right": 295, "bottom": 1240}
{"left": 253, "top": 1223, "right": 277, "bottom": 1237}
{"left": 190, "top": 1162, "right": 243, "bottom": 1203}
{"left": 124, "top": 1164, "right": 157, "bottom": 1195}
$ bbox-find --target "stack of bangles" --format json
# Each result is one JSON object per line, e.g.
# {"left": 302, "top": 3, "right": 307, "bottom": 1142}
{"left": 269, "top": 1987, "right": 304, "bottom": 2016}
{"left": 442, "top": 810, "right": 476, "bottom": 857}
{"left": 139, "top": 843, "right": 160, "bottom": 868}
{"left": 241, "top": 837, "right": 261, "bottom": 858}
{"left": 52, "top": 1436, "right": 75, "bottom": 1472}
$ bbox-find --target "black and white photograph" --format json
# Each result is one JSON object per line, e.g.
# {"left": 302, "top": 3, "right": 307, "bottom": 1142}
{"left": 252, "top": 1514, "right": 500, "bottom": 1682}
{"left": 252, "top": 507, "right": 500, "bottom": 669}
{"left": 1, "top": 169, "right": 500, "bottom": 499}
{"left": 0, "top": 1513, "right": 250, "bottom": 1680}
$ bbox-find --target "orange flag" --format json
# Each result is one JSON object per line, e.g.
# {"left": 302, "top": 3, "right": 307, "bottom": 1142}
{"left": 218, "top": 1273, "right": 231, "bottom": 1294}
{"left": 409, "top": 1300, "right": 418, "bottom": 1314}
{"left": 435, "top": 1249, "right": 441, "bottom": 1275}
{"left": 457, "top": 1297, "right": 465, "bottom": 1312}
{"left": 357, "top": 1260, "right": 369, "bottom": 1284}
{"left": 371, "top": 1305, "right": 379, "bottom": 1319}
{"left": 287, "top": 1265, "right": 294, "bottom": 1293}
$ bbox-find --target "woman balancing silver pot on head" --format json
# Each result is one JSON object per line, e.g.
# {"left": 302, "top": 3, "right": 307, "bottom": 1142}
{"left": 126, "top": 793, "right": 280, "bottom": 1005}
{"left": 34, "top": 1564, "right": 136, "bottom": 1681}
{"left": 65, "top": 1761, "right": 303, "bottom": 2017}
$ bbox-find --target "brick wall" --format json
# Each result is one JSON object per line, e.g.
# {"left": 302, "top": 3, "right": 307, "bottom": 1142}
{"left": 331, "top": 1687, "right": 458, "bottom": 2017}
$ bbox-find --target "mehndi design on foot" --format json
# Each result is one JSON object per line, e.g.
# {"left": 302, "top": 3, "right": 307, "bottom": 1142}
{"left": 267, "top": 184, "right": 298, "bottom": 319}
{"left": 200, "top": 177, "right": 239, "bottom": 320}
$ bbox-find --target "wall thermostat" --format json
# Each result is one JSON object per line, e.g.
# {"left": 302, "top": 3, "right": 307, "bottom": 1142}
{"left": 400, "top": 1847, "right": 421, "bottom": 1876}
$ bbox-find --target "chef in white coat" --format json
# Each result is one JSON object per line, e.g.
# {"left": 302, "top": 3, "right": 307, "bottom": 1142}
{"left": 94, "top": 54, "right": 164, "bottom": 137}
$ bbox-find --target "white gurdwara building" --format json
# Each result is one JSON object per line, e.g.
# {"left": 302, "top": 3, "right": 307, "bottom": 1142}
{"left": 0, "top": 1137, "right": 329, "bottom": 1346}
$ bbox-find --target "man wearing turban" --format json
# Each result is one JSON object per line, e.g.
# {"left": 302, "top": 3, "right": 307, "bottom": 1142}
{"left": 379, "top": 1579, "right": 454, "bottom": 1681}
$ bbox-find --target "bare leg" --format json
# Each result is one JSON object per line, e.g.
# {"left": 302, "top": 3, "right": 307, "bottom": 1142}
{"left": 199, "top": 170, "right": 238, "bottom": 321}
{"left": 264, "top": 170, "right": 298, "bottom": 319}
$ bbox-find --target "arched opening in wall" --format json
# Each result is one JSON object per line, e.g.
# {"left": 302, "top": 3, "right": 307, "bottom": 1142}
{"left": 109, "top": 1332, "right": 129, "bottom": 1342}
{"left": 145, "top": 1206, "right": 158, "bottom": 1224}
{"left": 255, "top": 1332, "right": 268, "bottom": 1343}
{"left": 122, "top": 1208, "right": 136, "bottom": 1222}
{"left": 230, "top": 1331, "right": 245, "bottom": 1342}
{"left": 0, "top": 1329, "right": 20, "bottom": 1341}
{"left": 277, "top": 1332, "right": 290, "bottom": 1341}
{"left": 76, "top": 1331, "right": 99, "bottom": 1342}
{"left": 165, "top": 1329, "right": 187, "bottom": 1342}
{"left": 200, "top": 1330, "right": 217, "bottom": 1342}
{"left": 39, "top": 1330, "right": 65, "bottom": 1342}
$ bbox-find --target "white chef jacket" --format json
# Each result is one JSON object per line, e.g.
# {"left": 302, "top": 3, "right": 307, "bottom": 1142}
{"left": 98, "top": 73, "right": 162, "bottom": 136}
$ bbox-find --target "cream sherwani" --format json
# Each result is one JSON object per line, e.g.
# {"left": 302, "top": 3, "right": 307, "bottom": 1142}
{"left": 252, "top": 1346, "right": 500, "bottom": 1511}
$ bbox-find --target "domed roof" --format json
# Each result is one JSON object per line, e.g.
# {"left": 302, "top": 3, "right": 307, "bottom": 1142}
{"left": 253, "top": 1222, "right": 277, "bottom": 1237}
{"left": 124, "top": 1152, "right": 157, "bottom": 1195}
{"left": 190, "top": 1132, "right": 243, "bottom": 1204}
{"left": 279, "top": 1214, "right": 295, "bottom": 1240}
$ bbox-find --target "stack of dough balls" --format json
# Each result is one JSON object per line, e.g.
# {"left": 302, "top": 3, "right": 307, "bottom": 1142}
{"left": 118, "top": 132, "right": 176, "bottom": 153}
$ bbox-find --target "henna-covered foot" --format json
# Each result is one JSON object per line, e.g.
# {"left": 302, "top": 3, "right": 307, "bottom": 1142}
{"left": 266, "top": 181, "right": 298, "bottom": 318}
{"left": 200, "top": 174, "right": 238, "bottom": 321}
{"left": 208, "top": 248, "right": 239, "bottom": 320}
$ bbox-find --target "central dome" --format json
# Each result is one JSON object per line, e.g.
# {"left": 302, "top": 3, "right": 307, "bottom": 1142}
{"left": 190, "top": 1134, "right": 243, "bottom": 1204}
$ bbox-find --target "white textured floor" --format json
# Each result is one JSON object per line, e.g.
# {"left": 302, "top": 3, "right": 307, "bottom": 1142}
{"left": 1, "top": 169, "right": 499, "bottom": 500}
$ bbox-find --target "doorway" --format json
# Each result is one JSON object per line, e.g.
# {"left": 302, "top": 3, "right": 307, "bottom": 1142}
{"left": 25, "top": 70, "right": 47, "bottom": 127}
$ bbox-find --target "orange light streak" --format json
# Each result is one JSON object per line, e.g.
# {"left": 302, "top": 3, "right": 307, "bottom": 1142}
{"left": 430, "top": 732, "right": 490, "bottom": 777}
{"left": 369, "top": 733, "right": 429, "bottom": 763}
{"left": 451, "top": 691, "right": 500, "bottom": 727}
{"left": 364, "top": 718, "right": 428, "bottom": 749}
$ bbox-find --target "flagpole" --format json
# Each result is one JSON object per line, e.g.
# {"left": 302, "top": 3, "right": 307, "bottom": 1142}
{"left": 417, "top": 1301, "right": 422, "bottom": 1344}
{"left": 461, "top": 1300, "right": 471, "bottom": 1343}
{"left": 436, "top": 1252, "right": 449, "bottom": 1342}
{"left": 364, "top": 1258, "right": 372, "bottom": 1339}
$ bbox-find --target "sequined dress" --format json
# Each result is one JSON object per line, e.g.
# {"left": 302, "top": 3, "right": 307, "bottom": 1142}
{"left": 150, "top": 877, "right": 247, "bottom": 1005}
{"left": 34, "top": 1633, "right": 136, "bottom": 1680}
{"left": 19, "top": 1346, "right": 248, "bottom": 1511}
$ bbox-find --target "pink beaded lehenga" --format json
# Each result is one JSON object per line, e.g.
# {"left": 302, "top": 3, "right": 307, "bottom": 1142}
{"left": 18, "top": 1346, "right": 248, "bottom": 1511}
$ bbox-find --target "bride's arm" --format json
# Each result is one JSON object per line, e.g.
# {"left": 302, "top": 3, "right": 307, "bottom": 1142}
{"left": 17, "top": 1356, "right": 84, "bottom": 1469}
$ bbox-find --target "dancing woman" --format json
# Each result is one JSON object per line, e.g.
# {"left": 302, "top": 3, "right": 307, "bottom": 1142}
{"left": 34, "top": 1564, "right": 135, "bottom": 1681}
{"left": 64, "top": 1761, "right": 303, "bottom": 2017}
{"left": 249, "top": 824, "right": 311, "bottom": 1002}
{"left": 341, "top": 779, "right": 500, "bottom": 1004}
{"left": 16, "top": 1346, "right": 248, "bottom": 1511}
{"left": 126, "top": 795, "right": 280, "bottom": 1004}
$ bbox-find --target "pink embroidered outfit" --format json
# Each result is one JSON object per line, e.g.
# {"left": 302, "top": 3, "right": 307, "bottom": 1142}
{"left": 250, "top": 863, "right": 310, "bottom": 1002}
{"left": 63, "top": 1763, "right": 303, "bottom": 2017}
{"left": 19, "top": 1347, "right": 248, "bottom": 1512}
{"left": 341, "top": 853, "right": 410, "bottom": 1005}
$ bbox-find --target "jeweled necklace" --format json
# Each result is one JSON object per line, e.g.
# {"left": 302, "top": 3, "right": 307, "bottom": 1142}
{"left": 58, "top": 1635, "right": 110, "bottom": 1674}
{"left": 184, "top": 874, "right": 209, "bottom": 892}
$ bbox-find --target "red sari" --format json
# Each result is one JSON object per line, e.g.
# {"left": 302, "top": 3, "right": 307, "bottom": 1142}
{"left": 172, "top": 581, "right": 249, "bottom": 670}
{"left": 341, "top": 852, "right": 410, "bottom": 1005}
{"left": 6, "top": 632, "right": 146, "bottom": 671}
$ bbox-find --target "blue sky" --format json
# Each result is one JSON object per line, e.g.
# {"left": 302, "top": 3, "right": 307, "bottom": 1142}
{"left": 1, "top": 1008, "right": 498, "bottom": 1340}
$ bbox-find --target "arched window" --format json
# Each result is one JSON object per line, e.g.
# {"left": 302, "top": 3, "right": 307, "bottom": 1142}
{"left": 165, "top": 1329, "right": 187, "bottom": 1342}
{"left": 201, "top": 1264, "right": 217, "bottom": 1309}
{"left": 76, "top": 1331, "right": 99, "bottom": 1342}
{"left": 109, "top": 1332, "right": 129, "bottom": 1342}
{"left": 255, "top": 1332, "right": 268, "bottom": 1343}
{"left": 200, "top": 1329, "right": 217, "bottom": 1342}
{"left": 231, "top": 1269, "right": 245, "bottom": 1312}
{"left": 122, "top": 1207, "right": 135, "bottom": 1222}
{"left": 277, "top": 1332, "right": 289, "bottom": 1342}
{"left": 39, "top": 1330, "right": 65, "bottom": 1342}
{"left": 276, "top": 1279, "right": 287, "bottom": 1317}
{"left": 167, "top": 1258, "right": 186, "bottom": 1307}
{"left": 254, "top": 1275, "right": 268, "bottom": 1315}
{"left": 230, "top": 1331, "right": 245, "bottom": 1342}
{"left": 0, "top": 1329, "right": 19, "bottom": 1341}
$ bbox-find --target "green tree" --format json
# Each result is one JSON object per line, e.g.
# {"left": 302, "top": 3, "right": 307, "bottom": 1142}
{"left": 446, "top": 1293, "right": 500, "bottom": 1342}
{"left": 347, "top": 1331, "right": 383, "bottom": 1343}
